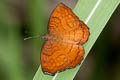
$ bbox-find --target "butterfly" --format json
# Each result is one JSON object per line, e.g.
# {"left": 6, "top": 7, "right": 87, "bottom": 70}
{"left": 40, "top": 2, "right": 90, "bottom": 75}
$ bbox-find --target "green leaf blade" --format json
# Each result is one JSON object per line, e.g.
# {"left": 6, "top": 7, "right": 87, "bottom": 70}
{"left": 33, "top": 0, "right": 120, "bottom": 80}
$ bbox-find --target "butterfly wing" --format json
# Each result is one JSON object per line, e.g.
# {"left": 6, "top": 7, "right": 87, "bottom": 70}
{"left": 40, "top": 39, "right": 84, "bottom": 75}
{"left": 48, "top": 3, "right": 89, "bottom": 44}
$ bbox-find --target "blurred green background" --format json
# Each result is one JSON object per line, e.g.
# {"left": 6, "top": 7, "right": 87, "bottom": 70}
{"left": 0, "top": 0, "right": 120, "bottom": 80}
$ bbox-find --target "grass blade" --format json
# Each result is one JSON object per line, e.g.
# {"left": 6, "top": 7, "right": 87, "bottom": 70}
{"left": 33, "top": 0, "right": 120, "bottom": 80}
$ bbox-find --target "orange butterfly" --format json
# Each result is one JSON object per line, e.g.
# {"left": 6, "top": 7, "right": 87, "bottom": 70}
{"left": 40, "top": 3, "right": 90, "bottom": 75}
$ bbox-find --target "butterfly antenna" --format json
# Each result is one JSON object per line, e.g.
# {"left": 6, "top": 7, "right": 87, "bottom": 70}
{"left": 24, "top": 35, "right": 41, "bottom": 40}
